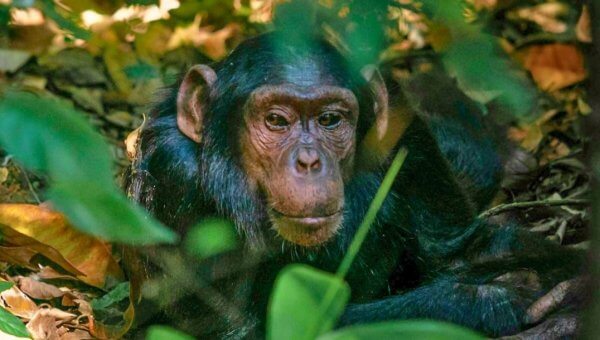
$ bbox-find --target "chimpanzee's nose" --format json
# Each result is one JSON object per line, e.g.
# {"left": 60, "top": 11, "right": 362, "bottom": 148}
{"left": 295, "top": 147, "right": 321, "bottom": 175}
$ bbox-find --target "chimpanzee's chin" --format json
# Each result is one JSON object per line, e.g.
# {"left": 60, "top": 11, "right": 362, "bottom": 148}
{"left": 271, "top": 212, "right": 342, "bottom": 247}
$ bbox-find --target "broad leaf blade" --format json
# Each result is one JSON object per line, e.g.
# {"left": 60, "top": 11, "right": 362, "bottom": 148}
{"left": 268, "top": 264, "right": 350, "bottom": 340}
{"left": 49, "top": 183, "right": 177, "bottom": 245}
{"left": 146, "top": 325, "right": 195, "bottom": 340}
{"left": 184, "top": 218, "right": 238, "bottom": 259}
{"left": 0, "top": 90, "right": 113, "bottom": 185}
{"left": 0, "top": 307, "right": 29, "bottom": 338}
{"left": 319, "top": 320, "right": 485, "bottom": 340}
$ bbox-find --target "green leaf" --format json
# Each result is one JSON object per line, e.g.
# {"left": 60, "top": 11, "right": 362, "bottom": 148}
{"left": 91, "top": 281, "right": 130, "bottom": 311}
{"left": 184, "top": 218, "right": 238, "bottom": 259}
{"left": 267, "top": 264, "right": 350, "bottom": 340}
{"left": 146, "top": 325, "right": 195, "bottom": 340}
{"left": 0, "top": 90, "right": 113, "bottom": 185}
{"left": 0, "top": 281, "right": 13, "bottom": 292}
{"left": 37, "top": 0, "right": 91, "bottom": 40}
{"left": 0, "top": 89, "right": 177, "bottom": 245}
{"left": 49, "top": 182, "right": 177, "bottom": 245}
{"left": 12, "top": 0, "right": 34, "bottom": 8}
{"left": 0, "top": 307, "right": 29, "bottom": 338}
{"left": 319, "top": 320, "right": 485, "bottom": 340}
{"left": 420, "top": 0, "right": 536, "bottom": 120}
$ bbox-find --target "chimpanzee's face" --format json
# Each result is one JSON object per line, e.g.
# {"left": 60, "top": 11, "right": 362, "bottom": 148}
{"left": 240, "top": 84, "right": 359, "bottom": 246}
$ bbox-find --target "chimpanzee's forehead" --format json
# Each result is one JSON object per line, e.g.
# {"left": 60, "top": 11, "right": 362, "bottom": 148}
{"left": 278, "top": 57, "right": 345, "bottom": 87}
{"left": 249, "top": 84, "right": 359, "bottom": 109}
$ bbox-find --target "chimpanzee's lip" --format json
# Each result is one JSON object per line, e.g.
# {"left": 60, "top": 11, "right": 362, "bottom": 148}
{"left": 270, "top": 209, "right": 342, "bottom": 222}
{"left": 270, "top": 209, "right": 343, "bottom": 247}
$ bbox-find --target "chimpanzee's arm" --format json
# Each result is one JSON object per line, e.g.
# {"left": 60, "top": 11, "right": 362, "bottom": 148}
{"left": 338, "top": 117, "right": 583, "bottom": 337}
{"left": 339, "top": 222, "right": 584, "bottom": 337}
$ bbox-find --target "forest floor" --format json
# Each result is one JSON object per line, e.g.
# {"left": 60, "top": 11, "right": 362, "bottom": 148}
{"left": 0, "top": 1, "right": 592, "bottom": 339}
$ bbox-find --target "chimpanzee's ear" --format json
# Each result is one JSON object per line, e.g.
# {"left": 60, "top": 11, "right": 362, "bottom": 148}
{"left": 357, "top": 65, "right": 414, "bottom": 169}
{"left": 361, "top": 65, "right": 389, "bottom": 140}
{"left": 177, "top": 64, "right": 217, "bottom": 143}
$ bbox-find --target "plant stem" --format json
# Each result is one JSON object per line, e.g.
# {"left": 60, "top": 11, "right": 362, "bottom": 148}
{"left": 336, "top": 147, "right": 408, "bottom": 279}
{"left": 478, "top": 198, "right": 590, "bottom": 219}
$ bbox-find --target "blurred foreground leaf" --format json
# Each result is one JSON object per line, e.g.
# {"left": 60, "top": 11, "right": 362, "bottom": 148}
{"left": 184, "top": 218, "right": 238, "bottom": 259}
{"left": 319, "top": 320, "right": 484, "bottom": 340}
{"left": 267, "top": 264, "right": 350, "bottom": 340}
{"left": 49, "top": 182, "right": 176, "bottom": 245}
{"left": 0, "top": 90, "right": 176, "bottom": 245}
{"left": 146, "top": 325, "right": 195, "bottom": 340}
{"left": 422, "top": 0, "right": 537, "bottom": 119}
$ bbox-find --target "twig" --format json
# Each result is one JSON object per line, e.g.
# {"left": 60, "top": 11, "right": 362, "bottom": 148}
{"left": 18, "top": 165, "right": 41, "bottom": 204}
{"left": 479, "top": 198, "right": 590, "bottom": 219}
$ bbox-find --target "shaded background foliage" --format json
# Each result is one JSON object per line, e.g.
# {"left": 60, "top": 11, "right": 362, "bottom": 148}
{"left": 0, "top": 0, "right": 595, "bottom": 339}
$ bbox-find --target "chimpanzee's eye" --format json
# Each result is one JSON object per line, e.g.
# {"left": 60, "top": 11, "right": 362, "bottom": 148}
{"left": 318, "top": 112, "right": 342, "bottom": 128}
{"left": 265, "top": 113, "right": 289, "bottom": 130}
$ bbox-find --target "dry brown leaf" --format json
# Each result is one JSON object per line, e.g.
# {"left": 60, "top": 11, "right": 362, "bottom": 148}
{"left": 167, "top": 15, "right": 240, "bottom": 60}
{"left": 518, "top": 44, "right": 587, "bottom": 91}
{"left": 60, "top": 329, "right": 93, "bottom": 340}
{"left": 576, "top": 5, "right": 592, "bottom": 43}
{"left": 0, "top": 246, "right": 38, "bottom": 270}
{"left": 0, "top": 204, "right": 124, "bottom": 288}
{"left": 37, "top": 266, "right": 78, "bottom": 282}
{"left": 17, "top": 277, "right": 64, "bottom": 300}
{"left": 89, "top": 302, "right": 134, "bottom": 339}
{"left": 0, "top": 282, "right": 38, "bottom": 319}
{"left": 510, "top": 3, "right": 568, "bottom": 34}
{"left": 26, "top": 308, "right": 74, "bottom": 340}
{"left": 125, "top": 115, "right": 146, "bottom": 161}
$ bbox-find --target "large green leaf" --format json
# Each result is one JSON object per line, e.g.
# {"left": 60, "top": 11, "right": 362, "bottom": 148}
{"left": 0, "top": 281, "right": 13, "bottom": 292}
{"left": 146, "top": 325, "right": 195, "bottom": 340}
{"left": 267, "top": 264, "right": 350, "bottom": 340}
{"left": 0, "top": 89, "right": 176, "bottom": 245}
{"left": 184, "top": 218, "right": 238, "bottom": 259}
{"left": 0, "top": 90, "right": 113, "bottom": 184}
{"left": 0, "top": 307, "right": 29, "bottom": 338}
{"left": 49, "top": 182, "right": 176, "bottom": 245}
{"left": 319, "top": 320, "right": 485, "bottom": 340}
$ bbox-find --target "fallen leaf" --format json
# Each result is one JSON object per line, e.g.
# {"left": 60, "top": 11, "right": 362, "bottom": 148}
{"left": 26, "top": 309, "right": 66, "bottom": 340}
{"left": 576, "top": 5, "right": 592, "bottom": 43}
{"left": 0, "top": 204, "right": 124, "bottom": 288}
{"left": 167, "top": 15, "right": 240, "bottom": 60}
{"left": 518, "top": 44, "right": 587, "bottom": 91}
{"left": 125, "top": 116, "right": 146, "bottom": 161}
{"left": 17, "top": 277, "right": 64, "bottom": 300}
{"left": 60, "top": 329, "right": 93, "bottom": 340}
{"left": 0, "top": 283, "right": 38, "bottom": 319}
{"left": 510, "top": 3, "right": 568, "bottom": 34}
{"left": 0, "top": 246, "right": 38, "bottom": 270}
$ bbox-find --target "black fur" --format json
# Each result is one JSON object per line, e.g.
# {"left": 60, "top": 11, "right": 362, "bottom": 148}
{"left": 126, "top": 32, "right": 583, "bottom": 338}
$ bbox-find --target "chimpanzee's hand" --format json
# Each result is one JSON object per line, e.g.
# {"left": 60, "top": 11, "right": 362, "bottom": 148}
{"left": 497, "top": 277, "right": 587, "bottom": 339}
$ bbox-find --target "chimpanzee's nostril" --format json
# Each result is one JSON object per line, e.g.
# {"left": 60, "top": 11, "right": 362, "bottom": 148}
{"left": 296, "top": 147, "right": 321, "bottom": 174}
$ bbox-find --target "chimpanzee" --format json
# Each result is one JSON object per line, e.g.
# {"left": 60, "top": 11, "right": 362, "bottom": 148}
{"left": 126, "top": 31, "right": 584, "bottom": 338}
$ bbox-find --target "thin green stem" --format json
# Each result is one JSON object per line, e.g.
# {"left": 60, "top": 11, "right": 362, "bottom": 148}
{"left": 336, "top": 147, "right": 408, "bottom": 279}
{"left": 305, "top": 147, "right": 409, "bottom": 340}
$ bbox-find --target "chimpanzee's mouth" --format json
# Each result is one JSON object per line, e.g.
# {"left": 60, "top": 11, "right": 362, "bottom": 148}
{"left": 270, "top": 209, "right": 342, "bottom": 225}
{"left": 269, "top": 210, "right": 343, "bottom": 247}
